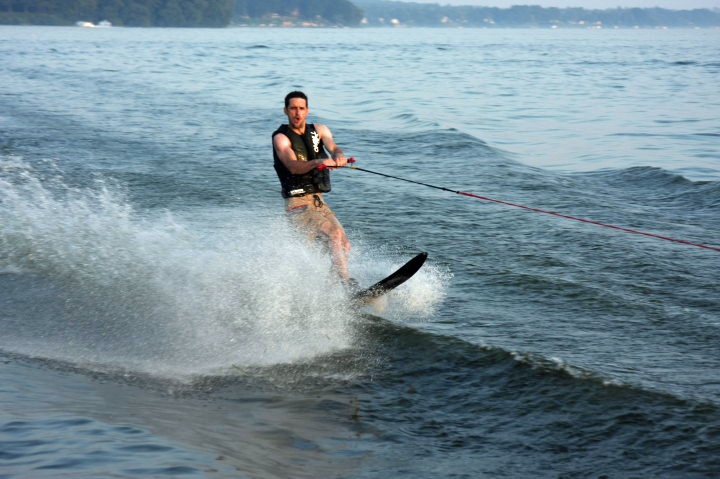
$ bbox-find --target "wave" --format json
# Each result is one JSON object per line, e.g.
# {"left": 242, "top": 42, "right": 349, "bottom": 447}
{"left": 6, "top": 305, "right": 715, "bottom": 411}
{"left": 359, "top": 315, "right": 702, "bottom": 400}
{"left": 345, "top": 318, "right": 720, "bottom": 476}
{"left": 381, "top": 128, "right": 504, "bottom": 163}
{"left": 575, "top": 166, "right": 720, "bottom": 210}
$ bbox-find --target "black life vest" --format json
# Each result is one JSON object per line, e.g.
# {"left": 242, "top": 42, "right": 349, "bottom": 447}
{"left": 272, "top": 124, "right": 331, "bottom": 198}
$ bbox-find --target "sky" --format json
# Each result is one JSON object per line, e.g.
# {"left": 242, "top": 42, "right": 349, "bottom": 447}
{"left": 392, "top": 0, "right": 720, "bottom": 9}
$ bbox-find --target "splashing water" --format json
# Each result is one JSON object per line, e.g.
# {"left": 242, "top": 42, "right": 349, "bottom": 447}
{"left": 0, "top": 157, "right": 447, "bottom": 380}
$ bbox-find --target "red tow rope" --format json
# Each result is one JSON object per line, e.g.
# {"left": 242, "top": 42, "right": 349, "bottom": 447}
{"left": 318, "top": 158, "right": 719, "bottom": 253}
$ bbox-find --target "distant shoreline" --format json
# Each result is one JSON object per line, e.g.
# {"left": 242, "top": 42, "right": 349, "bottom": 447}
{"left": 0, "top": 22, "right": 720, "bottom": 31}
{"left": 2, "top": 1, "right": 720, "bottom": 29}
{"left": 1, "top": 23, "right": 719, "bottom": 30}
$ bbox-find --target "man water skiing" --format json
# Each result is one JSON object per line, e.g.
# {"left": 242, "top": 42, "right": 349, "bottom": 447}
{"left": 272, "top": 91, "right": 353, "bottom": 285}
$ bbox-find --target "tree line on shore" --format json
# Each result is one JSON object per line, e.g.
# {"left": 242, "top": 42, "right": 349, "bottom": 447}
{"left": 0, "top": 0, "right": 361, "bottom": 26}
{"left": 0, "top": 0, "right": 235, "bottom": 27}
{"left": 1, "top": 0, "right": 718, "bottom": 27}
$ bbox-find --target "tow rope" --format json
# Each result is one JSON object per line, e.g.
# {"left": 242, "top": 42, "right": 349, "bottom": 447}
{"left": 319, "top": 158, "right": 719, "bottom": 253}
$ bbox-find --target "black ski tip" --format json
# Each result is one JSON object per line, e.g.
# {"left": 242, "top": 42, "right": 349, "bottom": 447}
{"left": 351, "top": 252, "right": 429, "bottom": 304}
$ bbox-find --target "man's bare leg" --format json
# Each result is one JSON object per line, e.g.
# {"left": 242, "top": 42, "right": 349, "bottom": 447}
{"left": 320, "top": 221, "right": 351, "bottom": 280}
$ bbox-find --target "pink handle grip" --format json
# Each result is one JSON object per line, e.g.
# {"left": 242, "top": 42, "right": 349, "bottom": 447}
{"left": 317, "top": 157, "right": 356, "bottom": 170}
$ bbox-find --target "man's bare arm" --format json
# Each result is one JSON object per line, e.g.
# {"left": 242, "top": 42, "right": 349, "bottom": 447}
{"left": 315, "top": 124, "right": 347, "bottom": 167}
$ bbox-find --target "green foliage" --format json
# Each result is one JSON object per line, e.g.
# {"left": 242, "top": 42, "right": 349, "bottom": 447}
{"left": 233, "top": 0, "right": 363, "bottom": 25}
{"left": 0, "top": 0, "right": 235, "bottom": 27}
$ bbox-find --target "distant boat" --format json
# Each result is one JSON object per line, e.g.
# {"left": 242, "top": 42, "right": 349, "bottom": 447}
{"left": 75, "top": 20, "right": 112, "bottom": 28}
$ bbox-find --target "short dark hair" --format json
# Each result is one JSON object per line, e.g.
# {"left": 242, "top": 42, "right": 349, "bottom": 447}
{"left": 285, "top": 91, "right": 308, "bottom": 108}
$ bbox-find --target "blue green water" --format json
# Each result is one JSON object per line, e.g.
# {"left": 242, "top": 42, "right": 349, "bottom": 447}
{"left": 1, "top": 25, "right": 719, "bottom": 478}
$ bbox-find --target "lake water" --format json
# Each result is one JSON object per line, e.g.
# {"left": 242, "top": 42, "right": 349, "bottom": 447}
{"left": 1, "top": 25, "right": 719, "bottom": 478}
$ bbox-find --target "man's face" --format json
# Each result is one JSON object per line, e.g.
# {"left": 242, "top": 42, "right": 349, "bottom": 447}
{"left": 284, "top": 97, "right": 308, "bottom": 132}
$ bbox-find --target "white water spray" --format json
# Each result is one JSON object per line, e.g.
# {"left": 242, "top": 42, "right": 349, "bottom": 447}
{"left": 0, "top": 157, "right": 447, "bottom": 380}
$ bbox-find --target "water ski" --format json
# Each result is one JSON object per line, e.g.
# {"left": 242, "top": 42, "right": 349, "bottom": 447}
{"left": 351, "top": 252, "right": 428, "bottom": 304}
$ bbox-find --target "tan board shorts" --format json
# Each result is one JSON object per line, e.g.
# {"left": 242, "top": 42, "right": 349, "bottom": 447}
{"left": 285, "top": 193, "right": 345, "bottom": 244}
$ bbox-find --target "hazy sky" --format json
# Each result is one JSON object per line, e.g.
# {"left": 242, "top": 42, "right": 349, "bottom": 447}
{"left": 393, "top": 0, "right": 720, "bottom": 9}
